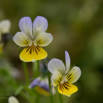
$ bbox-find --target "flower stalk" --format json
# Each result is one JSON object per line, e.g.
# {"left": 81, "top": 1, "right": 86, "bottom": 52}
{"left": 22, "top": 61, "right": 29, "bottom": 84}
{"left": 33, "top": 60, "right": 39, "bottom": 78}
{"left": 33, "top": 60, "right": 40, "bottom": 103}
{"left": 48, "top": 71, "right": 53, "bottom": 103}
{"left": 58, "top": 93, "right": 63, "bottom": 103}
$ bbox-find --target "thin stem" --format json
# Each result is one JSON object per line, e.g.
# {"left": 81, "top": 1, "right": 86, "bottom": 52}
{"left": 36, "top": 93, "right": 40, "bottom": 103}
{"left": 33, "top": 61, "right": 39, "bottom": 78}
{"left": 58, "top": 93, "right": 63, "bottom": 103}
{"left": 22, "top": 61, "right": 29, "bottom": 84}
{"left": 48, "top": 71, "right": 53, "bottom": 103}
{"left": 32, "top": 60, "right": 40, "bottom": 103}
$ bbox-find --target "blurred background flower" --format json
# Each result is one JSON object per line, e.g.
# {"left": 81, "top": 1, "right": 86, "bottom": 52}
{"left": 0, "top": 0, "right": 103, "bottom": 103}
{"left": 8, "top": 96, "right": 19, "bottom": 103}
{"left": 29, "top": 77, "right": 50, "bottom": 96}
{"left": 0, "top": 20, "right": 11, "bottom": 53}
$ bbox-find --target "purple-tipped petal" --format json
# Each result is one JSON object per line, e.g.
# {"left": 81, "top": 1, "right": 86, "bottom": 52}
{"left": 39, "top": 80, "right": 49, "bottom": 92}
{"left": 65, "top": 51, "right": 71, "bottom": 74}
{"left": 29, "top": 77, "right": 49, "bottom": 92}
{"left": 19, "top": 17, "right": 33, "bottom": 39}
{"left": 33, "top": 16, "right": 48, "bottom": 39}
{"left": 29, "top": 77, "right": 40, "bottom": 88}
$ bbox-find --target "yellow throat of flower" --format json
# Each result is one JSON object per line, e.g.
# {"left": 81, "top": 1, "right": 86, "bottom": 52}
{"left": 19, "top": 43, "right": 47, "bottom": 62}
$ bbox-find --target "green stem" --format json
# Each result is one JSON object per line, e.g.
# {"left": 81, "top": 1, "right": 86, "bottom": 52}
{"left": 33, "top": 61, "right": 39, "bottom": 78}
{"left": 32, "top": 60, "right": 40, "bottom": 103}
{"left": 36, "top": 93, "right": 40, "bottom": 103}
{"left": 48, "top": 71, "right": 53, "bottom": 103}
{"left": 58, "top": 93, "right": 63, "bottom": 103}
{"left": 22, "top": 61, "right": 29, "bottom": 84}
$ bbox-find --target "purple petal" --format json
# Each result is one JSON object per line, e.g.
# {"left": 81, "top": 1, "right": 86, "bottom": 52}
{"left": 33, "top": 16, "right": 48, "bottom": 39}
{"left": 29, "top": 77, "right": 49, "bottom": 92}
{"left": 19, "top": 17, "right": 33, "bottom": 39}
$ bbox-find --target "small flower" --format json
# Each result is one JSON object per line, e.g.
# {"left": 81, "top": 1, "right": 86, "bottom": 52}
{"left": 0, "top": 20, "right": 11, "bottom": 53}
{"left": 13, "top": 16, "right": 53, "bottom": 62}
{"left": 8, "top": 96, "right": 19, "bottom": 103}
{"left": 29, "top": 77, "right": 55, "bottom": 96}
{"left": 0, "top": 20, "right": 11, "bottom": 40}
{"left": 48, "top": 51, "right": 81, "bottom": 97}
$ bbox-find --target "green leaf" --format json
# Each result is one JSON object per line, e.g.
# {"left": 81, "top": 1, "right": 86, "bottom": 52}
{"left": 15, "top": 85, "right": 24, "bottom": 95}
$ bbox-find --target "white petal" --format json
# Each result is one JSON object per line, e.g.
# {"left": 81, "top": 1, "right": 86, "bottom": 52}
{"left": 48, "top": 58, "right": 65, "bottom": 75}
{"left": 33, "top": 16, "right": 48, "bottom": 39}
{"left": 13, "top": 32, "right": 32, "bottom": 47}
{"left": 8, "top": 96, "right": 19, "bottom": 103}
{"left": 66, "top": 66, "right": 81, "bottom": 83}
{"left": 51, "top": 71, "right": 63, "bottom": 86}
{"left": 0, "top": 20, "right": 11, "bottom": 34}
{"left": 19, "top": 17, "right": 33, "bottom": 39}
{"left": 34, "top": 32, "right": 53, "bottom": 47}
{"left": 52, "top": 86, "right": 56, "bottom": 95}
{"left": 65, "top": 51, "right": 71, "bottom": 74}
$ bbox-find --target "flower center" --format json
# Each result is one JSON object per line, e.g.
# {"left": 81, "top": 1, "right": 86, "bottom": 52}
{"left": 60, "top": 76, "right": 68, "bottom": 84}
{"left": 25, "top": 43, "right": 41, "bottom": 56}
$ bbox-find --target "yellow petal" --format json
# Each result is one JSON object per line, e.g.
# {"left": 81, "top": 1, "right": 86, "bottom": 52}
{"left": 19, "top": 44, "right": 47, "bottom": 62}
{"left": 34, "top": 46, "right": 47, "bottom": 60}
{"left": 58, "top": 82, "right": 78, "bottom": 97}
{"left": 36, "top": 86, "right": 50, "bottom": 96}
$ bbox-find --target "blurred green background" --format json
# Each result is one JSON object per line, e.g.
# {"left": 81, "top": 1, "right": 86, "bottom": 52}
{"left": 0, "top": 0, "right": 103, "bottom": 103}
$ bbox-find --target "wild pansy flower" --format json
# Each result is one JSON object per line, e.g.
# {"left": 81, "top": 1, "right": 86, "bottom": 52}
{"left": 13, "top": 16, "right": 53, "bottom": 62}
{"left": 8, "top": 96, "right": 19, "bottom": 103}
{"left": 0, "top": 20, "right": 11, "bottom": 53}
{"left": 48, "top": 51, "right": 81, "bottom": 97}
{"left": 29, "top": 77, "right": 55, "bottom": 96}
